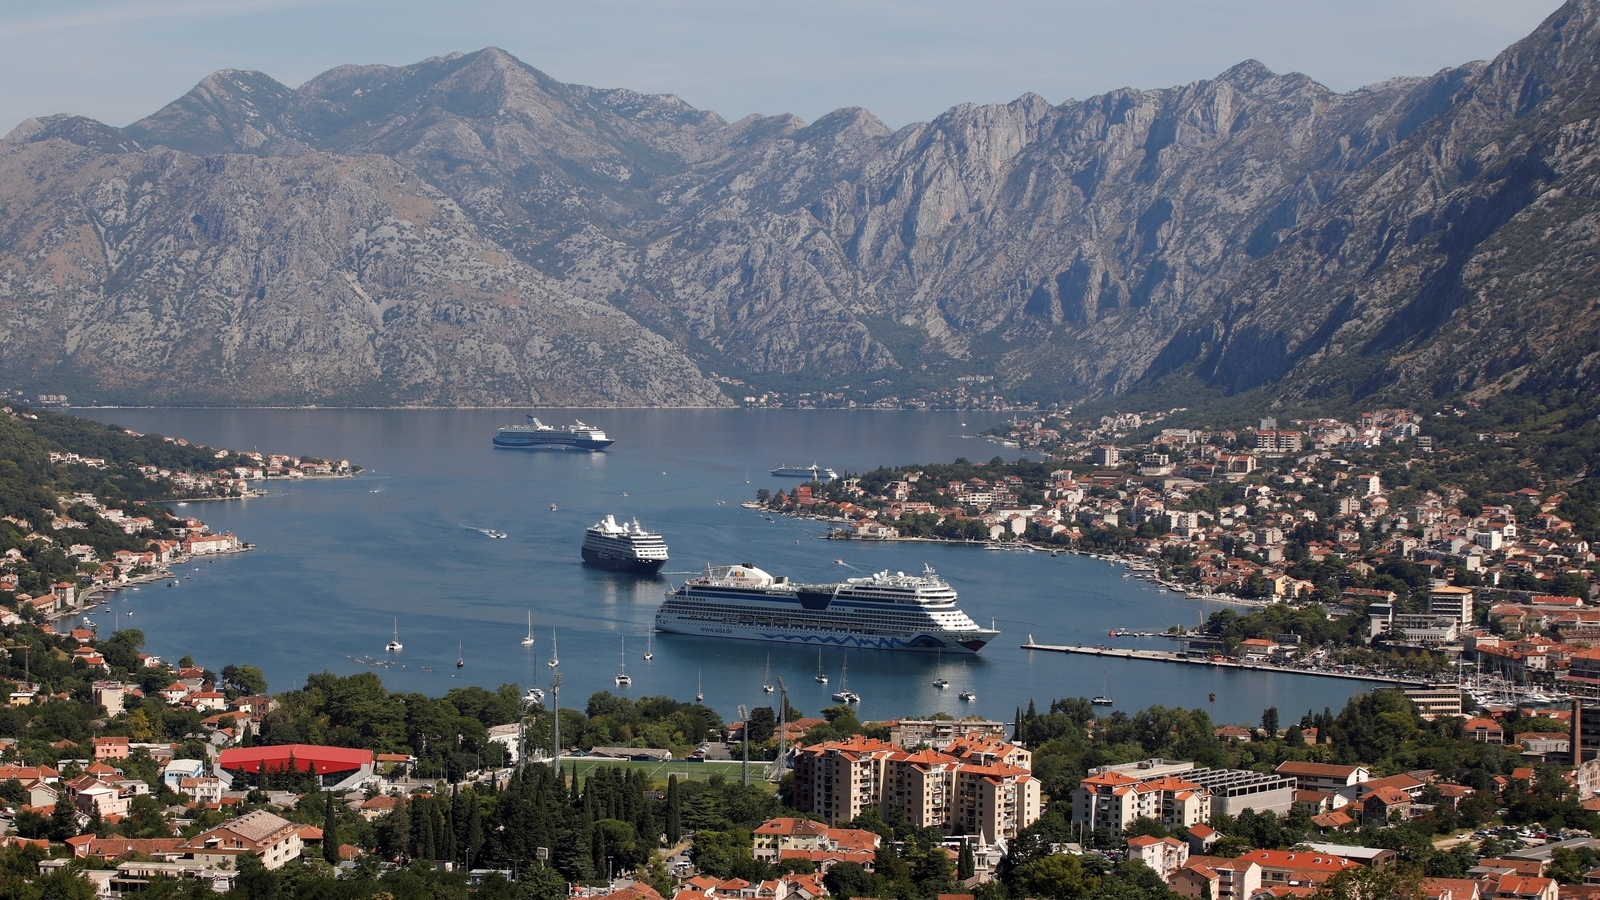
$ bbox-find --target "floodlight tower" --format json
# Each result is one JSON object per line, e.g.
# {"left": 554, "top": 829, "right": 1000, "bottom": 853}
{"left": 768, "top": 677, "right": 788, "bottom": 781}
{"left": 738, "top": 705, "right": 749, "bottom": 787}
{"left": 550, "top": 673, "right": 563, "bottom": 768}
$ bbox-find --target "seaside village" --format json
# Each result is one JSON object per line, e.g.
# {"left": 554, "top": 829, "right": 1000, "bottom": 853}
{"left": 3, "top": 431, "right": 353, "bottom": 625}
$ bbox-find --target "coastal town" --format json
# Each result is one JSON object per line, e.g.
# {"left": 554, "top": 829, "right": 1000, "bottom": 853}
{"left": 0, "top": 407, "right": 354, "bottom": 632}
{"left": 761, "top": 403, "right": 1594, "bottom": 693}
{"left": 3, "top": 403, "right": 1600, "bottom": 899}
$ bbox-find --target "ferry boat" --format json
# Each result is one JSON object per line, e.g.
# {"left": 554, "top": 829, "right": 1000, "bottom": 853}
{"left": 493, "top": 416, "right": 614, "bottom": 451}
{"left": 655, "top": 563, "right": 998, "bottom": 652}
{"left": 770, "top": 463, "right": 837, "bottom": 480}
{"left": 582, "top": 515, "right": 669, "bottom": 575}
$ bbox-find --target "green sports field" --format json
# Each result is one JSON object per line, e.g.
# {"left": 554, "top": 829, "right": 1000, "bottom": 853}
{"left": 550, "top": 757, "right": 779, "bottom": 790}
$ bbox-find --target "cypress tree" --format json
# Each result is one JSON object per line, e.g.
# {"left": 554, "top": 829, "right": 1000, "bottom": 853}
{"left": 322, "top": 791, "right": 341, "bottom": 864}
{"left": 438, "top": 794, "right": 458, "bottom": 863}
{"left": 452, "top": 785, "right": 469, "bottom": 862}
{"left": 415, "top": 800, "right": 436, "bottom": 861}
{"left": 665, "top": 774, "right": 682, "bottom": 844}
{"left": 468, "top": 799, "right": 484, "bottom": 867}
{"left": 958, "top": 841, "right": 975, "bottom": 880}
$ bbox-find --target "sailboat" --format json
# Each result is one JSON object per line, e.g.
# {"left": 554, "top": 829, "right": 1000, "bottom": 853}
{"left": 644, "top": 632, "right": 653, "bottom": 661}
{"left": 385, "top": 618, "right": 403, "bottom": 652}
{"left": 455, "top": 641, "right": 464, "bottom": 669}
{"left": 831, "top": 658, "right": 859, "bottom": 703}
{"left": 615, "top": 639, "right": 632, "bottom": 686}
{"left": 521, "top": 612, "right": 535, "bottom": 647}
{"left": 932, "top": 648, "right": 949, "bottom": 689}
{"left": 814, "top": 647, "right": 828, "bottom": 684}
{"left": 958, "top": 660, "right": 975, "bottom": 701}
{"left": 548, "top": 629, "right": 559, "bottom": 668}
{"left": 1092, "top": 671, "right": 1113, "bottom": 706}
{"left": 762, "top": 655, "right": 774, "bottom": 694}
{"left": 695, "top": 671, "right": 704, "bottom": 703}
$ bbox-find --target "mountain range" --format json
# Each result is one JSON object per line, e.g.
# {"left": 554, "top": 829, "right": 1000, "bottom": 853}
{"left": 2, "top": 0, "right": 1599, "bottom": 408}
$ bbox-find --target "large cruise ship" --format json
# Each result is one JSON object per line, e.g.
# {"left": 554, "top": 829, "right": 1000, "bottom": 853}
{"left": 655, "top": 563, "right": 998, "bottom": 652}
{"left": 581, "top": 515, "right": 669, "bottom": 575}
{"left": 771, "top": 463, "right": 837, "bottom": 480}
{"left": 493, "top": 416, "right": 614, "bottom": 451}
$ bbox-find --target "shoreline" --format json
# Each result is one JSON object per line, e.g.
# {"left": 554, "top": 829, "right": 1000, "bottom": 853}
{"left": 57, "top": 546, "right": 254, "bottom": 628}
{"left": 803, "top": 512, "right": 1270, "bottom": 608}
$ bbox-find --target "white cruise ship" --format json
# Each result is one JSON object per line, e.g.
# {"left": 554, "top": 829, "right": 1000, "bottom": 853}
{"left": 582, "top": 514, "right": 669, "bottom": 575}
{"left": 494, "top": 416, "right": 614, "bottom": 451}
{"left": 654, "top": 563, "right": 998, "bottom": 652}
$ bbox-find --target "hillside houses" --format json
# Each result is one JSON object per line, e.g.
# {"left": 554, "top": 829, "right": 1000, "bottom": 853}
{"left": 770, "top": 406, "right": 1593, "bottom": 679}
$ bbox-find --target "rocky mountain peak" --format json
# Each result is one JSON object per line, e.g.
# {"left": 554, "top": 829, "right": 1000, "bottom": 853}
{"left": 1215, "top": 59, "right": 1278, "bottom": 89}
{"left": 4, "top": 10, "right": 1600, "bottom": 410}
{"left": 0, "top": 114, "right": 136, "bottom": 153}
{"left": 121, "top": 68, "right": 308, "bottom": 155}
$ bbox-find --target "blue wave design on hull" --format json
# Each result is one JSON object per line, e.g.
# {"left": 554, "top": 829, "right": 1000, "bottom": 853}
{"left": 753, "top": 633, "right": 953, "bottom": 650}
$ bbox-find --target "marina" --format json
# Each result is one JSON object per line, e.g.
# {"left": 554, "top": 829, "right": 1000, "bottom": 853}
{"left": 1019, "top": 639, "right": 1434, "bottom": 687}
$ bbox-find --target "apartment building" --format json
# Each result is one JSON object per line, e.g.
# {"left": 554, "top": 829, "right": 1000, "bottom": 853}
{"left": 791, "top": 735, "right": 897, "bottom": 826}
{"left": 1127, "top": 835, "right": 1189, "bottom": 882}
{"left": 886, "top": 719, "right": 1008, "bottom": 750}
{"left": 955, "top": 762, "right": 1042, "bottom": 843}
{"left": 1072, "top": 771, "right": 1210, "bottom": 836}
{"left": 749, "top": 818, "right": 879, "bottom": 866}
{"left": 177, "top": 809, "right": 302, "bottom": 870}
{"left": 1073, "top": 759, "right": 1295, "bottom": 834}
{"left": 1429, "top": 585, "right": 1477, "bottom": 629}
{"left": 884, "top": 749, "right": 960, "bottom": 830}
{"left": 790, "top": 735, "right": 1041, "bottom": 841}
{"left": 1402, "top": 687, "right": 1465, "bottom": 720}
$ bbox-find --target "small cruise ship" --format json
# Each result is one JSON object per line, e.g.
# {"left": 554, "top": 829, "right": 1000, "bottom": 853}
{"left": 493, "top": 416, "right": 614, "bottom": 451}
{"left": 655, "top": 562, "right": 998, "bottom": 652}
{"left": 582, "top": 515, "right": 669, "bottom": 575}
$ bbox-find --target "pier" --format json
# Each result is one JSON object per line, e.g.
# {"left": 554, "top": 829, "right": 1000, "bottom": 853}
{"left": 1020, "top": 639, "right": 1433, "bottom": 687}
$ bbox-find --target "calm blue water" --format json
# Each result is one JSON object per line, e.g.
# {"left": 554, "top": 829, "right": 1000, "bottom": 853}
{"left": 75, "top": 409, "right": 1367, "bottom": 728}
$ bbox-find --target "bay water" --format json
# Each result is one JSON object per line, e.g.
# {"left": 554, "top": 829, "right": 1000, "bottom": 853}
{"left": 75, "top": 409, "right": 1368, "bottom": 729}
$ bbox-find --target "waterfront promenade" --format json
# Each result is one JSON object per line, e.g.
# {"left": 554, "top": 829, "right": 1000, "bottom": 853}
{"left": 1019, "top": 638, "right": 1434, "bottom": 687}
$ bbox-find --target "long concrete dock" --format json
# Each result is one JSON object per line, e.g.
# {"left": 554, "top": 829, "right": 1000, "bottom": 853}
{"left": 1020, "top": 640, "right": 1431, "bottom": 687}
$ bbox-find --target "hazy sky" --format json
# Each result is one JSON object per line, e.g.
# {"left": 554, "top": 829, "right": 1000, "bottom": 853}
{"left": 0, "top": 0, "right": 1568, "bottom": 136}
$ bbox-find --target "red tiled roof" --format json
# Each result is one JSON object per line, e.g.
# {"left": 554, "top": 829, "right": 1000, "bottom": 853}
{"left": 217, "top": 744, "right": 373, "bottom": 775}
